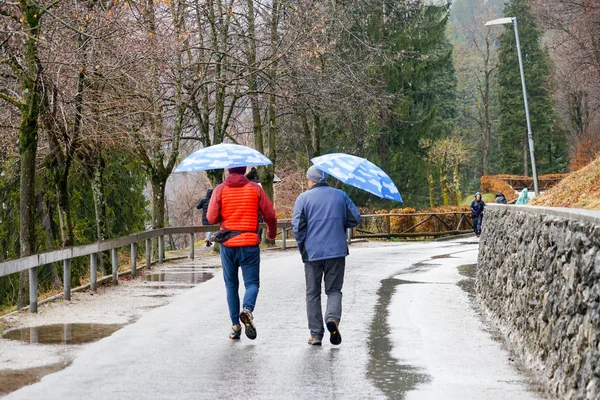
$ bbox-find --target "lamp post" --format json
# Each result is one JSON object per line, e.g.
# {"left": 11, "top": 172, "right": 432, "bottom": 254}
{"left": 486, "top": 17, "right": 539, "bottom": 196}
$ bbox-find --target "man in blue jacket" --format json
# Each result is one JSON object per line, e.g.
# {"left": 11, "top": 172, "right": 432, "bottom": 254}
{"left": 292, "top": 166, "right": 361, "bottom": 346}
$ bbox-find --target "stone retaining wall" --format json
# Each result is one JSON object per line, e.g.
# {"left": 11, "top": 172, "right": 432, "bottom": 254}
{"left": 477, "top": 204, "right": 600, "bottom": 400}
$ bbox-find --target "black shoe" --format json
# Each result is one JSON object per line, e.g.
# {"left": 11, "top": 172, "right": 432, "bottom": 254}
{"left": 206, "top": 241, "right": 211, "bottom": 247}
{"left": 326, "top": 320, "right": 342, "bottom": 345}
{"left": 239, "top": 309, "right": 257, "bottom": 340}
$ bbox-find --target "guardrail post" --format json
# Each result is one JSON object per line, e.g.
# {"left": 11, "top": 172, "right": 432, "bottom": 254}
{"left": 90, "top": 253, "right": 97, "bottom": 292}
{"left": 386, "top": 214, "right": 391, "bottom": 237}
{"left": 131, "top": 243, "right": 137, "bottom": 277}
{"left": 63, "top": 259, "right": 71, "bottom": 301}
{"left": 347, "top": 228, "right": 352, "bottom": 245}
{"left": 282, "top": 228, "right": 287, "bottom": 250}
{"left": 145, "top": 238, "right": 151, "bottom": 269}
{"left": 111, "top": 248, "right": 119, "bottom": 285}
{"left": 189, "top": 233, "right": 194, "bottom": 260}
{"left": 159, "top": 235, "right": 164, "bottom": 264}
{"left": 29, "top": 267, "right": 38, "bottom": 313}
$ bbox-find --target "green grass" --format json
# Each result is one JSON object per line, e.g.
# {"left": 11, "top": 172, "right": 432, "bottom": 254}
{"left": 459, "top": 193, "right": 495, "bottom": 206}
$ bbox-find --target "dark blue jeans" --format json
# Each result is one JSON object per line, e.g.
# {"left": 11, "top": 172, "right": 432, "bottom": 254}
{"left": 473, "top": 214, "right": 483, "bottom": 236}
{"left": 220, "top": 245, "right": 260, "bottom": 325}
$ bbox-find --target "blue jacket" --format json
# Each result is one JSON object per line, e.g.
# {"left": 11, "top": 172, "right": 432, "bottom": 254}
{"left": 292, "top": 183, "right": 361, "bottom": 262}
{"left": 470, "top": 199, "right": 485, "bottom": 217}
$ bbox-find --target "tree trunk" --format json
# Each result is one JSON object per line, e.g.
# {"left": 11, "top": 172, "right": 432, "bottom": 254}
{"left": 91, "top": 154, "right": 110, "bottom": 275}
{"left": 262, "top": 0, "right": 280, "bottom": 202}
{"left": 36, "top": 192, "right": 61, "bottom": 289}
{"left": 246, "top": 0, "right": 263, "bottom": 158}
{"left": 55, "top": 174, "right": 74, "bottom": 247}
{"left": 440, "top": 164, "right": 449, "bottom": 206}
{"left": 427, "top": 166, "right": 435, "bottom": 208}
{"left": 313, "top": 113, "right": 322, "bottom": 158}
{"left": 151, "top": 175, "right": 167, "bottom": 229}
{"left": 454, "top": 163, "right": 462, "bottom": 205}
{"left": 18, "top": 1, "right": 43, "bottom": 308}
{"left": 151, "top": 176, "right": 166, "bottom": 258}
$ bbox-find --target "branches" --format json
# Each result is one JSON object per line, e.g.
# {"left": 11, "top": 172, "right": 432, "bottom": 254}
{"left": 0, "top": 91, "right": 22, "bottom": 108}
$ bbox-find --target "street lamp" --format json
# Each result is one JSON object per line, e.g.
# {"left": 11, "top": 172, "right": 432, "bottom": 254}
{"left": 486, "top": 17, "right": 539, "bottom": 196}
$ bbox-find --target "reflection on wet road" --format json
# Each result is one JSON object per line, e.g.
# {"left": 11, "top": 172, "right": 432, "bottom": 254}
{"left": 2, "top": 324, "right": 124, "bottom": 345}
{"left": 367, "top": 278, "right": 429, "bottom": 398}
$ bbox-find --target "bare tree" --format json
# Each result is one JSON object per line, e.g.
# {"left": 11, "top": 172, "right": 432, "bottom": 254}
{"left": 0, "top": 0, "right": 60, "bottom": 307}
{"left": 534, "top": 0, "right": 600, "bottom": 168}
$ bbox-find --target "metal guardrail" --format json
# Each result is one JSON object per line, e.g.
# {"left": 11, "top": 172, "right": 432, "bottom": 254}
{"left": 0, "top": 222, "right": 293, "bottom": 313}
{"left": 354, "top": 212, "right": 474, "bottom": 239}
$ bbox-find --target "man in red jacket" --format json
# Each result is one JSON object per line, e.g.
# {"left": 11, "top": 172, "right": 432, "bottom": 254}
{"left": 207, "top": 166, "right": 277, "bottom": 340}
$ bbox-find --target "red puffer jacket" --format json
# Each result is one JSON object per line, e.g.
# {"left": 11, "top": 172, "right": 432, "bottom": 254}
{"left": 206, "top": 173, "right": 277, "bottom": 247}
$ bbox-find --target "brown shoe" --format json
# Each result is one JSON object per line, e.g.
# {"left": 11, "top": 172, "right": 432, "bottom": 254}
{"left": 230, "top": 324, "right": 241, "bottom": 340}
{"left": 307, "top": 337, "right": 322, "bottom": 346}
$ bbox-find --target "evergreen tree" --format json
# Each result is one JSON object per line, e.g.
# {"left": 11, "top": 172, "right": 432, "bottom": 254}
{"left": 380, "top": 3, "right": 458, "bottom": 207}
{"left": 497, "top": 0, "right": 567, "bottom": 175}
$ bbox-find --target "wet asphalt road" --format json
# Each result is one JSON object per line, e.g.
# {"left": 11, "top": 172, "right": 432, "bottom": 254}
{"left": 5, "top": 239, "right": 543, "bottom": 400}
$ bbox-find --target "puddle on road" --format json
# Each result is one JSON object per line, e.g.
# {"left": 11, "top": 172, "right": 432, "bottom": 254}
{"left": 457, "top": 264, "right": 477, "bottom": 298}
{"left": 458, "top": 263, "right": 477, "bottom": 279}
{"left": 399, "top": 262, "right": 436, "bottom": 275}
{"left": 367, "top": 278, "right": 429, "bottom": 398}
{"left": 144, "top": 271, "right": 214, "bottom": 285}
{"left": 431, "top": 253, "right": 453, "bottom": 259}
{"left": 0, "top": 362, "right": 70, "bottom": 396}
{"left": 2, "top": 323, "right": 124, "bottom": 345}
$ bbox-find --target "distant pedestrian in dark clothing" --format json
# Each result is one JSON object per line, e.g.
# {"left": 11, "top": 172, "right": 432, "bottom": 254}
{"left": 292, "top": 166, "right": 361, "bottom": 346}
{"left": 470, "top": 192, "right": 485, "bottom": 237}
{"left": 494, "top": 191, "right": 507, "bottom": 204}
{"left": 196, "top": 188, "right": 214, "bottom": 246}
{"left": 246, "top": 167, "right": 260, "bottom": 183}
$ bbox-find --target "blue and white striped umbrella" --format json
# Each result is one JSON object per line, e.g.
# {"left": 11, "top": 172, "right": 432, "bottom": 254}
{"left": 311, "top": 153, "right": 403, "bottom": 202}
{"left": 174, "top": 143, "right": 273, "bottom": 172}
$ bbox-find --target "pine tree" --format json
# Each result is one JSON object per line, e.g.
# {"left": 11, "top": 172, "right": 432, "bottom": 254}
{"left": 497, "top": 0, "right": 566, "bottom": 175}
{"left": 378, "top": 2, "right": 458, "bottom": 207}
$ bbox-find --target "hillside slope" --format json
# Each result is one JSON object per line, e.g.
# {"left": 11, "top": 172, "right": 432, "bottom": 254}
{"left": 530, "top": 156, "right": 600, "bottom": 209}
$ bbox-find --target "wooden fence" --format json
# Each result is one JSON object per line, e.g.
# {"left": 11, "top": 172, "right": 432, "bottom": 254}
{"left": 0, "top": 222, "right": 293, "bottom": 313}
{"left": 354, "top": 212, "right": 473, "bottom": 239}
{"left": 497, "top": 176, "right": 565, "bottom": 191}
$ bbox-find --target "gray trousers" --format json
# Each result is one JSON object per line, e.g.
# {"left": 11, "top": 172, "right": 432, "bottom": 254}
{"left": 304, "top": 257, "right": 345, "bottom": 338}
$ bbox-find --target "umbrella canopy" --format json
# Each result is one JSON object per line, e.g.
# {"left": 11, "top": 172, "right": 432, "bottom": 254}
{"left": 174, "top": 143, "right": 272, "bottom": 172}
{"left": 311, "top": 153, "right": 403, "bottom": 202}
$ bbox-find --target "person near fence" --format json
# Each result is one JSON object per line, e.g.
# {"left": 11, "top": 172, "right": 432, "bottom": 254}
{"left": 292, "top": 165, "right": 361, "bottom": 346}
{"left": 207, "top": 166, "right": 277, "bottom": 340}
{"left": 470, "top": 192, "right": 485, "bottom": 237}
{"left": 494, "top": 191, "right": 507, "bottom": 204}
{"left": 195, "top": 188, "right": 214, "bottom": 246}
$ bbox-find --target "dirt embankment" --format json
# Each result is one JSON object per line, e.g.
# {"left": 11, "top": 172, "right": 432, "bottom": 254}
{"left": 530, "top": 156, "right": 600, "bottom": 209}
